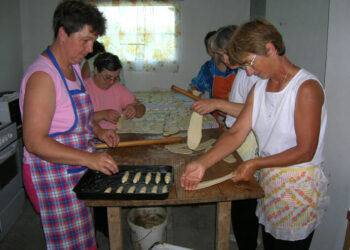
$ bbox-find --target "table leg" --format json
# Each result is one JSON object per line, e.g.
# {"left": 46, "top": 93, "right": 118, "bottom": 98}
{"left": 216, "top": 201, "right": 232, "bottom": 250}
{"left": 107, "top": 207, "right": 123, "bottom": 250}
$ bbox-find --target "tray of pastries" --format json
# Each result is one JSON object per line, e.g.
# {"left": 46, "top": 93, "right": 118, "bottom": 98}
{"left": 73, "top": 165, "right": 174, "bottom": 200}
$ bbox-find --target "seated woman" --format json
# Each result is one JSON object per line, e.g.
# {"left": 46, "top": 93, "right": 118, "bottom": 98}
{"left": 85, "top": 52, "right": 145, "bottom": 130}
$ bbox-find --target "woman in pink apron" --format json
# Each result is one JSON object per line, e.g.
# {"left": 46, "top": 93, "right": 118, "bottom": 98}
{"left": 19, "top": 1, "right": 119, "bottom": 249}
{"left": 181, "top": 19, "right": 328, "bottom": 250}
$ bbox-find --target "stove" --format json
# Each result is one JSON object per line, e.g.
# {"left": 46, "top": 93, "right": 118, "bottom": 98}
{"left": 0, "top": 122, "right": 24, "bottom": 240}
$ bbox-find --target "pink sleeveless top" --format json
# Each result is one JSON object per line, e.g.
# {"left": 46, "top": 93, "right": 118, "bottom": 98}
{"left": 19, "top": 55, "right": 83, "bottom": 163}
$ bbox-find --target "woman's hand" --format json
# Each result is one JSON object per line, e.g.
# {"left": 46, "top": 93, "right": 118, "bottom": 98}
{"left": 102, "top": 109, "right": 121, "bottom": 124}
{"left": 86, "top": 152, "right": 118, "bottom": 175}
{"left": 97, "top": 128, "right": 119, "bottom": 148}
{"left": 191, "top": 99, "right": 218, "bottom": 115}
{"left": 124, "top": 104, "right": 137, "bottom": 119}
{"left": 180, "top": 161, "right": 207, "bottom": 190}
{"left": 232, "top": 160, "right": 257, "bottom": 182}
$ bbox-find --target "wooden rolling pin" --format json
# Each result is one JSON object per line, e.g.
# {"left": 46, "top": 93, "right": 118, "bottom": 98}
{"left": 171, "top": 84, "right": 224, "bottom": 131}
{"left": 95, "top": 136, "right": 183, "bottom": 149}
{"left": 171, "top": 85, "right": 201, "bottom": 101}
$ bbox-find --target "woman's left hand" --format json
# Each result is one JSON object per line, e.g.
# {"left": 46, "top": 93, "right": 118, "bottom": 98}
{"left": 97, "top": 129, "right": 120, "bottom": 147}
{"left": 232, "top": 160, "right": 257, "bottom": 182}
{"left": 124, "top": 105, "right": 137, "bottom": 119}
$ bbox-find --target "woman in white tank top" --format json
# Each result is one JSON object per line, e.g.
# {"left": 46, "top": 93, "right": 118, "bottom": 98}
{"left": 180, "top": 19, "right": 328, "bottom": 250}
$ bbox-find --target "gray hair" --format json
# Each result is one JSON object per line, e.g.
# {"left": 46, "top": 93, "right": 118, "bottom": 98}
{"left": 211, "top": 25, "right": 237, "bottom": 52}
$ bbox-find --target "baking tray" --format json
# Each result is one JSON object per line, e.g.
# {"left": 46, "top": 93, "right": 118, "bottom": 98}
{"left": 73, "top": 165, "right": 174, "bottom": 200}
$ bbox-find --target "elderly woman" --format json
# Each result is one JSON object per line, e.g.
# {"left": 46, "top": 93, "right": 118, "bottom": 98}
{"left": 181, "top": 19, "right": 328, "bottom": 250}
{"left": 84, "top": 52, "right": 146, "bottom": 130}
{"left": 20, "top": 1, "right": 119, "bottom": 249}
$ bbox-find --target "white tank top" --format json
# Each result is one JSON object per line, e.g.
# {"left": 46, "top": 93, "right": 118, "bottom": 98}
{"left": 252, "top": 68, "right": 327, "bottom": 167}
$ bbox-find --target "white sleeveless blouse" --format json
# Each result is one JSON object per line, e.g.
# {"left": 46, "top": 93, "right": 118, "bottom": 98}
{"left": 252, "top": 68, "right": 327, "bottom": 168}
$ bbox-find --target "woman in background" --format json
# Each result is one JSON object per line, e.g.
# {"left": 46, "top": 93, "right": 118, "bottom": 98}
{"left": 85, "top": 52, "right": 145, "bottom": 130}
{"left": 189, "top": 30, "right": 216, "bottom": 97}
{"left": 20, "top": 1, "right": 119, "bottom": 249}
{"left": 182, "top": 19, "right": 329, "bottom": 250}
{"left": 80, "top": 40, "right": 105, "bottom": 79}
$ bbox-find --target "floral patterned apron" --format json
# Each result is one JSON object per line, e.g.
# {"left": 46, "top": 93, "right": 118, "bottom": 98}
{"left": 256, "top": 165, "right": 329, "bottom": 241}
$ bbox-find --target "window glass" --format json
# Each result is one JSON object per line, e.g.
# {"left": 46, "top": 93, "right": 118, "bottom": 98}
{"left": 95, "top": 2, "right": 181, "bottom": 73}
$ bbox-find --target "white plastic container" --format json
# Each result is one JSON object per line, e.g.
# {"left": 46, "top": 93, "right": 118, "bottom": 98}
{"left": 127, "top": 207, "right": 167, "bottom": 250}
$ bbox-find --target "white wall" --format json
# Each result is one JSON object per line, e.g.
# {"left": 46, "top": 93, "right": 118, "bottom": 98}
{"left": 20, "top": 0, "right": 60, "bottom": 72}
{"left": 265, "top": 0, "right": 329, "bottom": 84}
{"left": 311, "top": 0, "right": 350, "bottom": 249}
{"left": 0, "top": 0, "right": 23, "bottom": 92}
{"left": 19, "top": 0, "right": 250, "bottom": 92}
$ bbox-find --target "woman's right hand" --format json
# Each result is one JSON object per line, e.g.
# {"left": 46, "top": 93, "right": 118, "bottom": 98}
{"left": 191, "top": 99, "right": 218, "bottom": 115}
{"left": 180, "top": 161, "right": 206, "bottom": 190}
{"left": 86, "top": 152, "right": 118, "bottom": 175}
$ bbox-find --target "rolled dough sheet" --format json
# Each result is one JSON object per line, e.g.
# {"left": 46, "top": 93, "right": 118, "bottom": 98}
{"left": 187, "top": 112, "right": 203, "bottom": 150}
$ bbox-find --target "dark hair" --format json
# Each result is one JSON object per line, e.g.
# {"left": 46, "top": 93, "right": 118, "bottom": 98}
{"left": 85, "top": 41, "right": 106, "bottom": 59}
{"left": 94, "top": 52, "right": 122, "bottom": 73}
{"left": 204, "top": 30, "right": 216, "bottom": 53}
{"left": 53, "top": 0, "right": 106, "bottom": 39}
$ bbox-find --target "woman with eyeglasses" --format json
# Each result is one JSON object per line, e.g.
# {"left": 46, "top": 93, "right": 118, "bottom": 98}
{"left": 85, "top": 52, "right": 145, "bottom": 130}
{"left": 181, "top": 19, "right": 329, "bottom": 250}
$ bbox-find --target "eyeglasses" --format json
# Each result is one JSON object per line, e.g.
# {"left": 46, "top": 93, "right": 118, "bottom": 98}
{"left": 101, "top": 73, "right": 120, "bottom": 83}
{"left": 239, "top": 54, "right": 257, "bottom": 70}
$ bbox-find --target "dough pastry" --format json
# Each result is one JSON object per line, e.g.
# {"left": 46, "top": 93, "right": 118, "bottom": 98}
{"left": 224, "top": 154, "right": 236, "bottom": 163}
{"left": 133, "top": 171, "right": 142, "bottom": 183}
{"left": 155, "top": 172, "right": 161, "bottom": 184}
{"left": 122, "top": 171, "right": 129, "bottom": 183}
{"left": 104, "top": 187, "right": 112, "bottom": 193}
{"left": 127, "top": 185, "right": 136, "bottom": 193}
{"left": 163, "top": 129, "right": 180, "bottom": 137}
{"left": 167, "top": 147, "right": 193, "bottom": 155}
{"left": 193, "top": 138, "right": 216, "bottom": 151}
{"left": 192, "top": 89, "right": 201, "bottom": 97}
{"left": 116, "top": 114, "right": 125, "bottom": 130}
{"left": 139, "top": 186, "right": 147, "bottom": 194}
{"left": 145, "top": 172, "right": 152, "bottom": 184}
{"left": 162, "top": 185, "right": 168, "bottom": 193}
{"left": 116, "top": 186, "right": 124, "bottom": 193}
{"left": 151, "top": 185, "right": 158, "bottom": 193}
{"left": 187, "top": 112, "right": 203, "bottom": 150}
{"left": 164, "top": 172, "right": 171, "bottom": 184}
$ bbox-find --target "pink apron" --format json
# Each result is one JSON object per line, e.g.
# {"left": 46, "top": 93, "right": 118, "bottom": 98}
{"left": 26, "top": 47, "right": 97, "bottom": 249}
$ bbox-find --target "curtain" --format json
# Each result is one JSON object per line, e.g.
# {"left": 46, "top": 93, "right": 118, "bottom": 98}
{"left": 85, "top": 0, "right": 181, "bottom": 73}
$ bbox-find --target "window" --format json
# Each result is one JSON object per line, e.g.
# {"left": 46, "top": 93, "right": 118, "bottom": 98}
{"left": 92, "top": 1, "right": 181, "bottom": 73}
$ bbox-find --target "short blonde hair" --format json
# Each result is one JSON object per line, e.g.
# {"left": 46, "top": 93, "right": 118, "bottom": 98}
{"left": 228, "top": 19, "right": 285, "bottom": 65}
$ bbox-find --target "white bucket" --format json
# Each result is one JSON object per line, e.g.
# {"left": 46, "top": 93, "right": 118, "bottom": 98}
{"left": 127, "top": 207, "right": 167, "bottom": 250}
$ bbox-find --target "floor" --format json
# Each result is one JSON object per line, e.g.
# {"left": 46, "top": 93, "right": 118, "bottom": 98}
{"left": 0, "top": 197, "right": 264, "bottom": 250}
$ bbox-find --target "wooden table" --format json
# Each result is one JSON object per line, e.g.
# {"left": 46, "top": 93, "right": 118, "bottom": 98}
{"left": 85, "top": 129, "right": 264, "bottom": 250}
